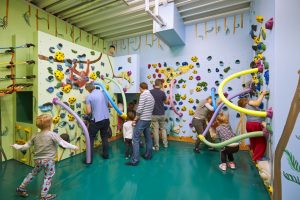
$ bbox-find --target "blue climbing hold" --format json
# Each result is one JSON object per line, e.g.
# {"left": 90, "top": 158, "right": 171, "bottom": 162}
{"left": 46, "top": 87, "right": 54, "bottom": 93}
{"left": 264, "top": 70, "right": 269, "bottom": 85}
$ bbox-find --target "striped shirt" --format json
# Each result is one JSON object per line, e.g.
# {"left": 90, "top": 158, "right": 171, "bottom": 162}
{"left": 136, "top": 90, "right": 155, "bottom": 121}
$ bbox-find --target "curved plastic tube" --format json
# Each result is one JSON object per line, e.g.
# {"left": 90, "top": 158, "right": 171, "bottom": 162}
{"left": 211, "top": 87, "right": 217, "bottom": 110}
{"left": 199, "top": 131, "right": 264, "bottom": 148}
{"left": 52, "top": 98, "right": 91, "bottom": 164}
{"left": 94, "top": 82, "right": 127, "bottom": 119}
{"left": 103, "top": 77, "right": 127, "bottom": 119}
{"left": 169, "top": 79, "right": 183, "bottom": 117}
{"left": 201, "top": 89, "right": 251, "bottom": 137}
{"left": 218, "top": 67, "right": 273, "bottom": 118}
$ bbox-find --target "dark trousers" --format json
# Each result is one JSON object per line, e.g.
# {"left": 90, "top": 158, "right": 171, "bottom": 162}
{"left": 125, "top": 138, "right": 132, "bottom": 157}
{"left": 220, "top": 146, "right": 239, "bottom": 163}
{"left": 88, "top": 119, "right": 110, "bottom": 160}
{"left": 192, "top": 118, "right": 213, "bottom": 149}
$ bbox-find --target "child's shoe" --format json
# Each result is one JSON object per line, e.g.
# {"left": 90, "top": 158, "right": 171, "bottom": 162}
{"left": 152, "top": 146, "right": 159, "bottom": 151}
{"left": 228, "top": 162, "right": 236, "bottom": 169}
{"left": 16, "top": 187, "right": 29, "bottom": 197}
{"left": 219, "top": 163, "right": 227, "bottom": 171}
{"left": 193, "top": 148, "right": 200, "bottom": 153}
{"left": 40, "top": 194, "right": 56, "bottom": 200}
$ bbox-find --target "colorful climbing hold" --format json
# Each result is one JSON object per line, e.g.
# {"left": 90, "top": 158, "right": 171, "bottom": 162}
{"left": 54, "top": 51, "right": 64, "bottom": 62}
{"left": 46, "top": 87, "right": 54, "bottom": 93}
{"left": 191, "top": 56, "right": 198, "bottom": 62}
{"left": 68, "top": 97, "right": 76, "bottom": 104}
{"left": 223, "top": 67, "right": 231, "bottom": 73}
{"left": 46, "top": 76, "right": 54, "bottom": 82}
{"left": 256, "top": 16, "right": 264, "bottom": 23}
{"left": 54, "top": 70, "right": 64, "bottom": 81}
{"left": 62, "top": 84, "right": 72, "bottom": 93}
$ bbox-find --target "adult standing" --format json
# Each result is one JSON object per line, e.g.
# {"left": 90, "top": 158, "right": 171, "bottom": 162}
{"left": 126, "top": 82, "right": 155, "bottom": 166}
{"left": 85, "top": 83, "right": 111, "bottom": 162}
{"left": 150, "top": 79, "right": 169, "bottom": 150}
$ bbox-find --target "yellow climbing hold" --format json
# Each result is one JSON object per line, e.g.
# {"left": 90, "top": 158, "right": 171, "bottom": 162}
{"left": 189, "top": 109, "right": 195, "bottom": 116}
{"left": 256, "top": 16, "right": 264, "bottom": 23}
{"left": 191, "top": 56, "right": 198, "bottom": 62}
{"left": 52, "top": 116, "right": 60, "bottom": 124}
{"left": 188, "top": 98, "right": 194, "bottom": 103}
{"left": 195, "top": 86, "right": 201, "bottom": 92}
{"left": 89, "top": 72, "right": 97, "bottom": 80}
{"left": 54, "top": 51, "right": 65, "bottom": 61}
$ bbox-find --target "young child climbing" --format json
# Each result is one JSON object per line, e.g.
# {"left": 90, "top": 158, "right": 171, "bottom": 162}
{"left": 123, "top": 111, "right": 136, "bottom": 159}
{"left": 192, "top": 96, "right": 215, "bottom": 153}
{"left": 214, "top": 113, "right": 239, "bottom": 171}
{"left": 238, "top": 90, "right": 268, "bottom": 162}
{"left": 11, "top": 114, "right": 79, "bottom": 200}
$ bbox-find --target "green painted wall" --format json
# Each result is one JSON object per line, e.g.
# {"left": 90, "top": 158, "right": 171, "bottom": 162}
{"left": 0, "top": 0, "right": 103, "bottom": 161}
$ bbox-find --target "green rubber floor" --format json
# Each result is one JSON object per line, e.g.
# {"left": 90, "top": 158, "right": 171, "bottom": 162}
{"left": 0, "top": 140, "right": 270, "bottom": 200}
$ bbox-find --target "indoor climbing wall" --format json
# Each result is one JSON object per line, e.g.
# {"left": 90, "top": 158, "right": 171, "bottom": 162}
{"left": 109, "top": 14, "right": 253, "bottom": 140}
{"left": 144, "top": 55, "right": 245, "bottom": 139}
{"left": 37, "top": 31, "right": 113, "bottom": 162}
{"left": 113, "top": 54, "right": 139, "bottom": 93}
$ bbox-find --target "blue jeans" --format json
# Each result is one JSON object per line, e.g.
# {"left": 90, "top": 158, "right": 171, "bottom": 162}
{"left": 131, "top": 120, "right": 153, "bottom": 164}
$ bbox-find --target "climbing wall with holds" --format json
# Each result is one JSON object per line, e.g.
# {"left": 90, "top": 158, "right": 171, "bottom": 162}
{"left": 113, "top": 54, "right": 139, "bottom": 93}
{"left": 37, "top": 31, "right": 113, "bottom": 162}
{"left": 144, "top": 55, "right": 246, "bottom": 139}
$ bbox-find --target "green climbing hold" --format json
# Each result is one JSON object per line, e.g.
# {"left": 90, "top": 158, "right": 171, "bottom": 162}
{"left": 224, "top": 67, "right": 231, "bottom": 73}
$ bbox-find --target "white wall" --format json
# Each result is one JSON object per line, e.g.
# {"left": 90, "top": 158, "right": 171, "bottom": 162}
{"left": 274, "top": 0, "right": 300, "bottom": 199}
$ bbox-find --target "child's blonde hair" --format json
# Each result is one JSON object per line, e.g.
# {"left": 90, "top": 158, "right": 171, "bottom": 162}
{"left": 36, "top": 114, "right": 52, "bottom": 130}
{"left": 215, "top": 112, "right": 229, "bottom": 126}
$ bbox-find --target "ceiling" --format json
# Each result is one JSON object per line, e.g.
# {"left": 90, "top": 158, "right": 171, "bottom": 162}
{"left": 28, "top": 0, "right": 251, "bottom": 41}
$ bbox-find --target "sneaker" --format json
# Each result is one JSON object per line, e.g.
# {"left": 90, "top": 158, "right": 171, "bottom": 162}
{"left": 152, "top": 146, "right": 159, "bottom": 151}
{"left": 40, "top": 194, "right": 56, "bottom": 200}
{"left": 219, "top": 163, "right": 227, "bottom": 171}
{"left": 102, "top": 154, "right": 109, "bottom": 159}
{"left": 228, "top": 162, "right": 236, "bottom": 169}
{"left": 125, "top": 157, "right": 129, "bottom": 160}
{"left": 193, "top": 148, "right": 200, "bottom": 153}
{"left": 16, "top": 187, "right": 28, "bottom": 197}
{"left": 163, "top": 145, "right": 168, "bottom": 148}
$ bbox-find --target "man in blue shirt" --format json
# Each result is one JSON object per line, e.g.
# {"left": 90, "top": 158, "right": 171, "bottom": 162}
{"left": 85, "top": 82, "right": 110, "bottom": 161}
